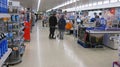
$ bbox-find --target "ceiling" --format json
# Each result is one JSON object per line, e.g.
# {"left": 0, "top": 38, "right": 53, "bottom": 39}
{"left": 12, "top": 0, "right": 38, "bottom": 10}
{"left": 12, "top": 0, "right": 67, "bottom": 11}
{"left": 39, "top": 0, "right": 66, "bottom": 11}
{"left": 11, "top": 0, "right": 105, "bottom": 11}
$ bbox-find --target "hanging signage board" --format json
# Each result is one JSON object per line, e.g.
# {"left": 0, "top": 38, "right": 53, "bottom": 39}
{"left": 9, "top": 1, "right": 20, "bottom": 7}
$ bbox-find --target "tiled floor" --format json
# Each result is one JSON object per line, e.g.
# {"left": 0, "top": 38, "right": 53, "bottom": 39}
{"left": 12, "top": 21, "right": 118, "bottom": 67}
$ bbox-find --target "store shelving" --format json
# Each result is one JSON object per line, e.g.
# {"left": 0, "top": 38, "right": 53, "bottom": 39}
{"left": 0, "top": 13, "right": 12, "bottom": 67}
{"left": 0, "top": 13, "right": 10, "bottom": 18}
{"left": 0, "top": 48, "right": 12, "bottom": 67}
{"left": 5, "top": 13, "right": 25, "bottom": 65}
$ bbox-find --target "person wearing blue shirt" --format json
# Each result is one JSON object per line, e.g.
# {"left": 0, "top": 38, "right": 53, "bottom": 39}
{"left": 58, "top": 15, "right": 66, "bottom": 40}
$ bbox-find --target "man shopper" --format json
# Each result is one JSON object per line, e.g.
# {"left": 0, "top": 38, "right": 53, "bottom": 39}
{"left": 49, "top": 13, "right": 57, "bottom": 39}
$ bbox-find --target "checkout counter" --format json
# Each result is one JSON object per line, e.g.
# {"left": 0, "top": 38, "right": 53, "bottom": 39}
{"left": 77, "top": 23, "right": 120, "bottom": 49}
{"left": 86, "top": 30, "right": 120, "bottom": 49}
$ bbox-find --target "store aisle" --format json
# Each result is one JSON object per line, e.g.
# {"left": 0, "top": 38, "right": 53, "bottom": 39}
{"left": 13, "top": 21, "right": 117, "bottom": 67}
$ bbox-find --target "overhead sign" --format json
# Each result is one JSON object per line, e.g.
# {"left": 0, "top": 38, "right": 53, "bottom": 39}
{"left": 9, "top": 1, "right": 20, "bottom": 7}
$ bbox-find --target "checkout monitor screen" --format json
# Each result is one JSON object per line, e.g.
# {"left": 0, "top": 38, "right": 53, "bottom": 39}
{"left": 76, "top": 18, "right": 81, "bottom": 23}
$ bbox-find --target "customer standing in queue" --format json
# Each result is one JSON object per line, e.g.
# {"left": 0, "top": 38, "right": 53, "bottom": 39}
{"left": 94, "top": 12, "right": 101, "bottom": 27}
{"left": 49, "top": 13, "right": 57, "bottom": 39}
{"left": 58, "top": 15, "right": 66, "bottom": 40}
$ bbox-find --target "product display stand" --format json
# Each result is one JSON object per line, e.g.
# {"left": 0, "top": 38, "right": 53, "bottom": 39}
{"left": 0, "top": 13, "right": 12, "bottom": 67}
{"left": 4, "top": 1, "right": 26, "bottom": 65}
{"left": 0, "top": 0, "right": 15, "bottom": 66}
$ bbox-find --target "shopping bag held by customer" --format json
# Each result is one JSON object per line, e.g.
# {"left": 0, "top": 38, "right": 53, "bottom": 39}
{"left": 65, "top": 22, "right": 72, "bottom": 30}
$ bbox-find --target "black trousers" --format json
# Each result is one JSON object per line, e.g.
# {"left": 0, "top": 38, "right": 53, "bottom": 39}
{"left": 42, "top": 21, "right": 45, "bottom": 27}
{"left": 49, "top": 27, "right": 55, "bottom": 38}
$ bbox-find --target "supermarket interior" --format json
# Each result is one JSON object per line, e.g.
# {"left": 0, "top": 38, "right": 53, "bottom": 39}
{"left": 0, "top": 0, "right": 120, "bottom": 67}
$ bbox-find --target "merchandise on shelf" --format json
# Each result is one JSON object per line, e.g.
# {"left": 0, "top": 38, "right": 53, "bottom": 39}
{"left": 11, "top": 15, "right": 20, "bottom": 22}
{"left": 0, "top": 33, "right": 8, "bottom": 58}
{"left": 0, "top": 18, "right": 9, "bottom": 56}
{"left": 0, "top": 1, "right": 12, "bottom": 66}
{"left": 0, "top": 0, "right": 8, "bottom": 13}
{"left": 5, "top": 6, "right": 25, "bottom": 65}
{"left": 8, "top": 1, "right": 20, "bottom": 13}
{"left": 5, "top": 12, "right": 25, "bottom": 65}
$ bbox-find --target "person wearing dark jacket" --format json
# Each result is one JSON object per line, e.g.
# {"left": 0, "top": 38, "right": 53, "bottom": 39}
{"left": 49, "top": 14, "right": 57, "bottom": 39}
{"left": 58, "top": 15, "right": 66, "bottom": 40}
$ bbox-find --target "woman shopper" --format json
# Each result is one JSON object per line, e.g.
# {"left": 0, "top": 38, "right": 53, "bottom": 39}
{"left": 58, "top": 15, "right": 66, "bottom": 40}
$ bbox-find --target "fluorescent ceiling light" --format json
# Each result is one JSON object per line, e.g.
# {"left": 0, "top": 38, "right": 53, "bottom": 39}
{"left": 78, "top": 6, "right": 82, "bottom": 8}
{"left": 93, "top": 2, "right": 97, "bottom": 6}
{"left": 103, "top": 0, "right": 109, "bottom": 4}
{"left": 62, "top": 0, "right": 120, "bottom": 12}
{"left": 85, "top": 4, "right": 88, "bottom": 7}
{"left": 46, "top": 9, "right": 52, "bottom": 12}
{"left": 98, "top": 1, "right": 103, "bottom": 5}
{"left": 37, "top": 0, "right": 41, "bottom": 11}
{"left": 82, "top": 5, "right": 85, "bottom": 8}
{"left": 110, "top": 0, "right": 118, "bottom": 3}
{"left": 77, "top": 6, "right": 79, "bottom": 9}
{"left": 46, "top": 0, "right": 78, "bottom": 11}
{"left": 70, "top": 0, "right": 72, "bottom": 3}
{"left": 89, "top": 4, "right": 92, "bottom": 6}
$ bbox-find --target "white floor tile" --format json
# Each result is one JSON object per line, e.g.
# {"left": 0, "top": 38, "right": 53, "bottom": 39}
{"left": 12, "top": 21, "right": 118, "bottom": 67}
